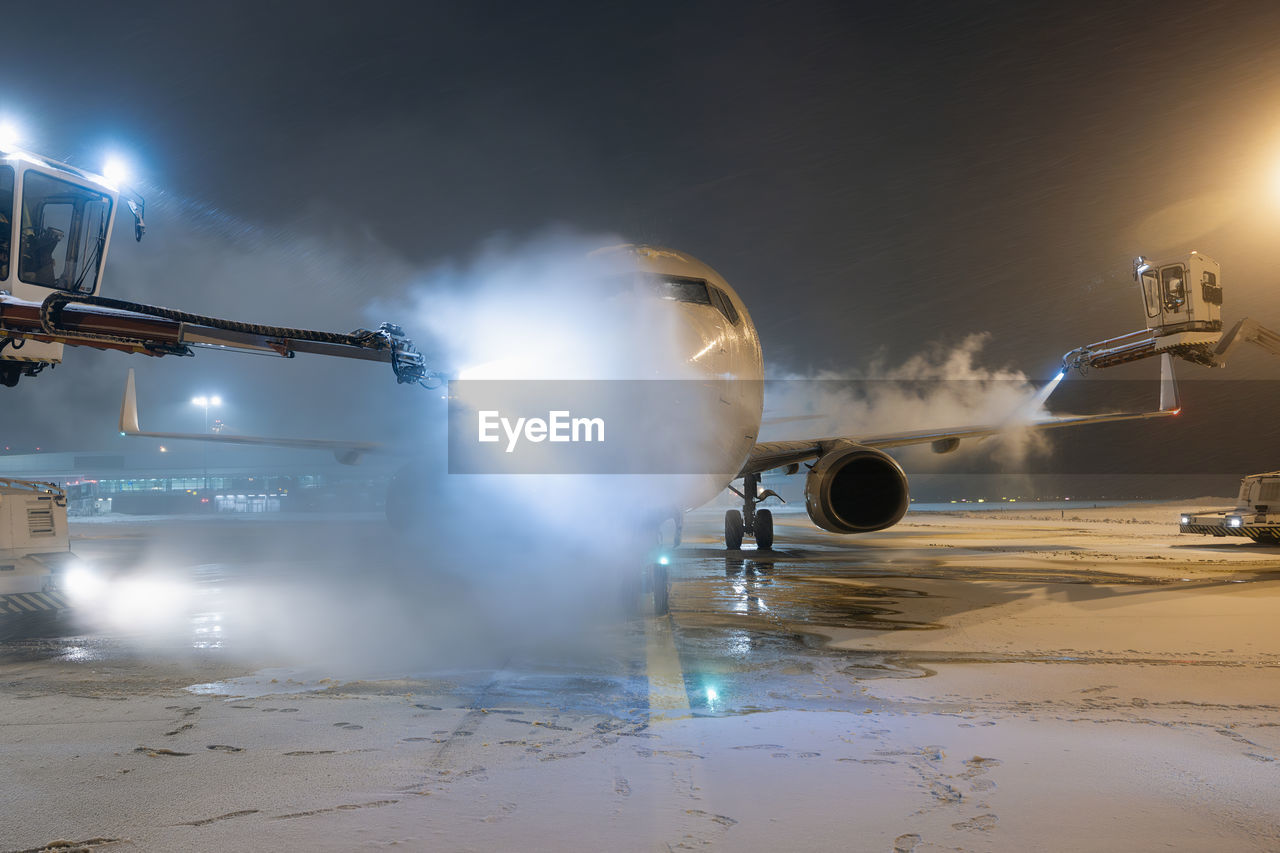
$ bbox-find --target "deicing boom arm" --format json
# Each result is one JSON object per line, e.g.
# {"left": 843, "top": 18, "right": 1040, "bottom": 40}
{"left": 0, "top": 290, "right": 436, "bottom": 387}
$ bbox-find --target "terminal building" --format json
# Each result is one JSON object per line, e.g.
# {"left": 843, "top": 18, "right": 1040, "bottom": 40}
{"left": 0, "top": 445, "right": 393, "bottom": 515}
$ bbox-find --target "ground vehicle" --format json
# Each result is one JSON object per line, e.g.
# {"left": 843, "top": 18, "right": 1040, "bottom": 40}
{"left": 0, "top": 478, "right": 75, "bottom": 616}
{"left": 1180, "top": 472, "right": 1280, "bottom": 543}
{"left": 1064, "top": 252, "right": 1280, "bottom": 372}
{"left": 1057, "top": 254, "right": 1280, "bottom": 542}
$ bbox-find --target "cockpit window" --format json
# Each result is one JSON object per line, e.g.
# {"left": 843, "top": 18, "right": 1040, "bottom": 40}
{"left": 607, "top": 273, "right": 739, "bottom": 323}
{"left": 653, "top": 275, "right": 712, "bottom": 305}
{"left": 19, "top": 171, "right": 112, "bottom": 292}
{"left": 709, "top": 286, "right": 740, "bottom": 325}
{"left": 0, "top": 166, "right": 12, "bottom": 280}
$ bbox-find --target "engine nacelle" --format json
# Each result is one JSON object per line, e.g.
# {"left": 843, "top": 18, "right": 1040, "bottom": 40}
{"left": 804, "top": 443, "right": 910, "bottom": 534}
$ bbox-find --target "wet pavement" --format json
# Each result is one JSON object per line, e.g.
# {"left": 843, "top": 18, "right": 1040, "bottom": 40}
{"left": 2, "top": 507, "right": 1280, "bottom": 851}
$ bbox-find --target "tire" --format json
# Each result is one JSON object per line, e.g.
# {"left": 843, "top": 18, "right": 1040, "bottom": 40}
{"left": 755, "top": 509, "right": 774, "bottom": 551}
{"left": 725, "top": 509, "right": 744, "bottom": 550}
{"left": 652, "top": 562, "right": 670, "bottom": 616}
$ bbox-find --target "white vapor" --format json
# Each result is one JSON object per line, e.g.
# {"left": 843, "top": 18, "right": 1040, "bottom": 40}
{"left": 762, "top": 332, "right": 1055, "bottom": 470}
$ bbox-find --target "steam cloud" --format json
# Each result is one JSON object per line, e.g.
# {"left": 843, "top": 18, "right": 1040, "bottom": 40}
{"left": 761, "top": 332, "right": 1054, "bottom": 471}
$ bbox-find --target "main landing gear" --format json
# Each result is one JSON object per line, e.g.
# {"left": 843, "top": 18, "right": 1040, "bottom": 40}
{"left": 725, "top": 472, "right": 783, "bottom": 551}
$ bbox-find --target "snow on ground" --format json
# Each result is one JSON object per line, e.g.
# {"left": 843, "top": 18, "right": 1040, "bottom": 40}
{"left": 2, "top": 505, "right": 1278, "bottom": 851}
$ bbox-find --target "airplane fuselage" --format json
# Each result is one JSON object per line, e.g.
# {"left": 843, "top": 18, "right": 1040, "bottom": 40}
{"left": 612, "top": 245, "right": 764, "bottom": 512}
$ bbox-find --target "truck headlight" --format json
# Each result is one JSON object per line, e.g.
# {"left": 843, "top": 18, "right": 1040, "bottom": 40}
{"left": 1228, "top": 516, "right": 1243, "bottom": 528}
{"left": 1180, "top": 515, "right": 1190, "bottom": 525}
{"left": 62, "top": 563, "right": 105, "bottom": 601}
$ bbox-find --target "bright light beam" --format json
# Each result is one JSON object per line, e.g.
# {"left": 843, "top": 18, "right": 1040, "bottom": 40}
{"left": 102, "top": 154, "right": 131, "bottom": 187}
{"left": 1028, "top": 370, "right": 1067, "bottom": 413}
{"left": 0, "top": 120, "right": 20, "bottom": 150}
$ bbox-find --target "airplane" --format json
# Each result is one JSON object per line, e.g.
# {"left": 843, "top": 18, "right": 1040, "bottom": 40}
{"left": 120, "top": 243, "right": 1181, "bottom": 552}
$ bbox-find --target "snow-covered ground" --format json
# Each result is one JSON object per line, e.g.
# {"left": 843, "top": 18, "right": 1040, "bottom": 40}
{"left": 2, "top": 506, "right": 1278, "bottom": 851}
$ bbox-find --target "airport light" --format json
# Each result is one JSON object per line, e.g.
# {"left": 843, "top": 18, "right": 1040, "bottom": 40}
{"left": 0, "top": 120, "right": 20, "bottom": 150}
{"left": 102, "top": 154, "right": 131, "bottom": 187}
{"left": 191, "top": 394, "right": 221, "bottom": 427}
{"left": 192, "top": 394, "right": 222, "bottom": 492}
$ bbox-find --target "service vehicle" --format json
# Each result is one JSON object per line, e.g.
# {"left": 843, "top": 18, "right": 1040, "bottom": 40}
{"left": 0, "top": 477, "right": 76, "bottom": 618}
{"left": 1180, "top": 471, "right": 1280, "bottom": 543}
{"left": 1063, "top": 252, "right": 1280, "bottom": 372}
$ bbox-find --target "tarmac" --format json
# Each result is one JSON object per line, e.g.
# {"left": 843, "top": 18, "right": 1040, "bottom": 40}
{"left": 2, "top": 502, "right": 1279, "bottom": 852}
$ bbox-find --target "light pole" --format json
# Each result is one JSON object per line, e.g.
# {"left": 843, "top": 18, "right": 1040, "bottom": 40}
{"left": 191, "top": 395, "right": 221, "bottom": 493}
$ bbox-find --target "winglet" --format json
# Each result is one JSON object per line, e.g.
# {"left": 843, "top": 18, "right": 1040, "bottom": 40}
{"left": 120, "top": 369, "right": 140, "bottom": 434}
{"left": 1159, "top": 353, "right": 1180, "bottom": 413}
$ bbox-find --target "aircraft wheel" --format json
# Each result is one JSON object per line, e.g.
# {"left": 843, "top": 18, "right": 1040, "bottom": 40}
{"left": 725, "top": 510, "right": 744, "bottom": 550}
{"left": 755, "top": 509, "right": 774, "bottom": 551}
{"left": 653, "top": 562, "right": 670, "bottom": 616}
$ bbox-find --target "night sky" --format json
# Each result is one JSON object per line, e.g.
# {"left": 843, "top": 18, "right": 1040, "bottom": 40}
{"left": 3, "top": 1, "right": 1280, "bottom": 486}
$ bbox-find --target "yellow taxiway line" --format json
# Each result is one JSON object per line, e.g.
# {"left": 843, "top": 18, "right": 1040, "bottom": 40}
{"left": 644, "top": 607, "right": 691, "bottom": 720}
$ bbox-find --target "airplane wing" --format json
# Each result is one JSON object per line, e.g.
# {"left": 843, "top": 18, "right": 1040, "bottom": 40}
{"left": 118, "top": 369, "right": 381, "bottom": 465}
{"left": 740, "top": 354, "right": 1181, "bottom": 477}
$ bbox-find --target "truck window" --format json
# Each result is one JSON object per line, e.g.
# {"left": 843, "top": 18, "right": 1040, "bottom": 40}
{"left": 1201, "top": 270, "right": 1223, "bottom": 305}
{"left": 18, "top": 171, "right": 112, "bottom": 292}
{"left": 1160, "top": 265, "right": 1186, "bottom": 312}
{"left": 1259, "top": 481, "right": 1280, "bottom": 504}
{"left": 1140, "top": 270, "right": 1162, "bottom": 318}
{"left": 0, "top": 166, "right": 12, "bottom": 280}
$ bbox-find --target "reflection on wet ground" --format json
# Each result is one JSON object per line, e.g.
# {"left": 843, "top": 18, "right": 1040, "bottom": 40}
{"left": 693, "top": 554, "right": 938, "bottom": 630}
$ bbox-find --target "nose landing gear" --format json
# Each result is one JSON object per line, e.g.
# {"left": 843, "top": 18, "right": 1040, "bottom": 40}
{"left": 725, "top": 472, "right": 782, "bottom": 551}
{"left": 651, "top": 559, "right": 670, "bottom": 616}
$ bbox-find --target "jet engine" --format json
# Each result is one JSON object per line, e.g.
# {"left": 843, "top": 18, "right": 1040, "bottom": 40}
{"left": 804, "top": 443, "right": 910, "bottom": 534}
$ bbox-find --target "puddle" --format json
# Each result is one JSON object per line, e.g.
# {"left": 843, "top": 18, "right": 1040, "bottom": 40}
{"left": 187, "top": 667, "right": 354, "bottom": 699}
